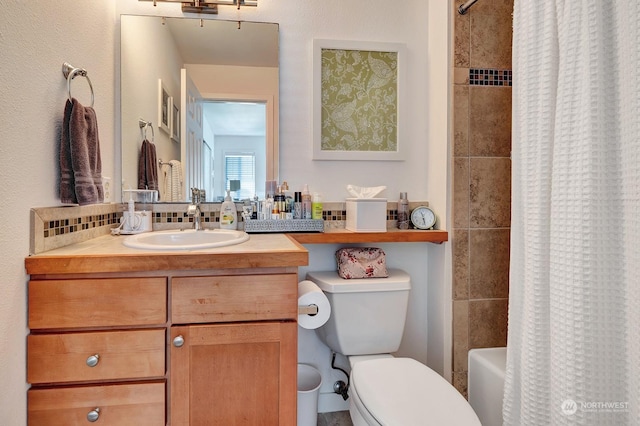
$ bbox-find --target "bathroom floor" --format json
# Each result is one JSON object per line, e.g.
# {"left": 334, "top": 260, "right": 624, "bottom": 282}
{"left": 317, "top": 411, "right": 353, "bottom": 426}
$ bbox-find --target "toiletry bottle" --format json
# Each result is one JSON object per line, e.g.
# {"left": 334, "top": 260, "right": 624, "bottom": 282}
{"left": 293, "top": 192, "right": 302, "bottom": 219}
{"left": 251, "top": 195, "right": 259, "bottom": 220}
{"left": 284, "top": 197, "right": 293, "bottom": 220}
{"left": 397, "top": 192, "right": 410, "bottom": 230}
{"left": 264, "top": 198, "right": 273, "bottom": 220}
{"left": 220, "top": 190, "right": 238, "bottom": 230}
{"left": 312, "top": 192, "right": 323, "bottom": 220}
{"left": 274, "top": 185, "right": 284, "bottom": 215}
{"left": 302, "top": 185, "right": 312, "bottom": 219}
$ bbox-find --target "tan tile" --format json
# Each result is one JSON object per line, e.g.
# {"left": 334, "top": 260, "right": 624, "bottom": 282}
{"left": 469, "top": 0, "right": 514, "bottom": 69}
{"left": 469, "top": 299, "right": 509, "bottom": 349}
{"left": 452, "top": 371, "right": 469, "bottom": 399}
{"left": 469, "top": 158, "right": 511, "bottom": 228}
{"left": 452, "top": 229, "right": 469, "bottom": 300}
{"left": 469, "top": 229, "right": 510, "bottom": 299}
{"left": 453, "top": 85, "right": 469, "bottom": 157}
{"left": 453, "top": 300, "right": 469, "bottom": 372}
{"left": 454, "top": 67, "right": 469, "bottom": 85}
{"left": 454, "top": 2, "right": 470, "bottom": 67}
{"left": 469, "top": 86, "right": 512, "bottom": 157}
{"left": 453, "top": 157, "right": 470, "bottom": 228}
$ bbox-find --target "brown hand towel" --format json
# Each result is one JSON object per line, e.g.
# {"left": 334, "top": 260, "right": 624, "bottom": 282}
{"left": 60, "top": 98, "right": 104, "bottom": 205}
{"left": 137, "top": 139, "right": 159, "bottom": 194}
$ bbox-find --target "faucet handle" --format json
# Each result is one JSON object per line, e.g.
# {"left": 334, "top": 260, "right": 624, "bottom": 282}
{"left": 190, "top": 187, "right": 200, "bottom": 204}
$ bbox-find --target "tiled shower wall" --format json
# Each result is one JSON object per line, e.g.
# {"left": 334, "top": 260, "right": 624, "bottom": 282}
{"left": 451, "top": 0, "right": 513, "bottom": 397}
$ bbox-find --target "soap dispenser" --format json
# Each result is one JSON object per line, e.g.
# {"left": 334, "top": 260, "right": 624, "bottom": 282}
{"left": 220, "top": 190, "right": 238, "bottom": 230}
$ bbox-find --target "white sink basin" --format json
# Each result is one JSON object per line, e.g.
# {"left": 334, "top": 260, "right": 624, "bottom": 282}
{"left": 123, "top": 229, "right": 249, "bottom": 250}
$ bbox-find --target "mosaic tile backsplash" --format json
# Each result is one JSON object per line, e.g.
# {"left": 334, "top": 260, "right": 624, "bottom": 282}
{"left": 43, "top": 214, "right": 119, "bottom": 237}
{"left": 469, "top": 68, "right": 512, "bottom": 86}
{"left": 30, "top": 200, "right": 430, "bottom": 254}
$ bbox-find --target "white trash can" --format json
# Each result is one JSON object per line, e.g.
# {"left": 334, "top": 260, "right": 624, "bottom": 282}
{"left": 297, "top": 364, "right": 322, "bottom": 426}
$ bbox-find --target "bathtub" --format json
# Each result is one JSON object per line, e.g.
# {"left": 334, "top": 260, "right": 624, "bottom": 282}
{"left": 468, "top": 347, "right": 507, "bottom": 426}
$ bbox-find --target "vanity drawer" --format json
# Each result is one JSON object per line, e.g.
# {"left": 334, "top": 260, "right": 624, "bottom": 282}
{"left": 28, "top": 329, "right": 165, "bottom": 384}
{"left": 27, "top": 382, "right": 165, "bottom": 426}
{"left": 28, "top": 277, "right": 167, "bottom": 329}
{"left": 172, "top": 274, "right": 297, "bottom": 323}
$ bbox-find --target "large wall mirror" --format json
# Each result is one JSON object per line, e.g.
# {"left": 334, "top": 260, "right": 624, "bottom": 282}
{"left": 120, "top": 15, "right": 279, "bottom": 202}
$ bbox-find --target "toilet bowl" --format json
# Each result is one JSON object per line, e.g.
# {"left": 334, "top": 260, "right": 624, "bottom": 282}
{"left": 307, "top": 270, "right": 481, "bottom": 426}
{"left": 348, "top": 356, "right": 480, "bottom": 426}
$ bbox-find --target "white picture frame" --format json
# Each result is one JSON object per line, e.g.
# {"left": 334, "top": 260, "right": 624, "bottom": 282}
{"left": 158, "top": 79, "right": 170, "bottom": 134}
{"left": 171, "top": 98, "right": 180, "bottom": 143}
{"left": 312, "top": 39, "right": 407, "bottom": 161}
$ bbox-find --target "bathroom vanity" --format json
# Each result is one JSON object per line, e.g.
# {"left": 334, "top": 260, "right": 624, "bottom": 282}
{"left": 25, "top": 225, "right": 447, "bottom": 425}
{"left": 25, "top": 234, "right": 308, "bottom": 426}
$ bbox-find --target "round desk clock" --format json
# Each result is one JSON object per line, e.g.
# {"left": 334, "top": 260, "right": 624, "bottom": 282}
{"left": 410, "top": 206, "right": 436, "bottom": 230}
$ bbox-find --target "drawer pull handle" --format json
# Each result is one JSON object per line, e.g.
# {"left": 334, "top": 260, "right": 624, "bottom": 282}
{"left": 173, "top": 335, "right": 185, "bottom": 348}
{"left": 87, "top": 407, "right": 100, "bottom": 422}
{"left": 86, "top": 354, "right": 100, "bottom": 367}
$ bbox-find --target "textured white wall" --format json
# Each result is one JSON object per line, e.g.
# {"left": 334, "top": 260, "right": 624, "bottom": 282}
{"left": 0, "top": 0, "right": 450, "bottom": 422}
{"left": 0, "top": 2, "right": 116, "bottom": 423}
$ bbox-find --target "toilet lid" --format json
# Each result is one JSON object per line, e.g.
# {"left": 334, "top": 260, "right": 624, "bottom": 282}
{"left": 351, "top": 358, "right": 481, "bottom": 426}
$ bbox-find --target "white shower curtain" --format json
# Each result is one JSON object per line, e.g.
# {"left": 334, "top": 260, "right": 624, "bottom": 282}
{"left": 504, "top": 1, "right": 640, "bottom": 425}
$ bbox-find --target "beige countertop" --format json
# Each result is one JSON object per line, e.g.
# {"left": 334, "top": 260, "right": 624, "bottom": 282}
{"left": 25, "top": 228, "right": 448, "bottom": 276}
{"left": 26, "top": 233, "right": 308, "bottom": 275}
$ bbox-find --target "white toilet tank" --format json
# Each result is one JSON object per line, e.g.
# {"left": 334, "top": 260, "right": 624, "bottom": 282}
{"left": 306, "top": 269, "right": 411, "bottom": 356}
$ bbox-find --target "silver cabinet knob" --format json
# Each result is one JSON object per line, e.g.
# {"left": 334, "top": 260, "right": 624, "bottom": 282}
{"left": 173, "top": 335, "right": 185, "bottom": 348}
{"left": 86, "top": 354, "right": 100, "bottom": 367}
{"left": 87, "top": 407, "right": 100, "bottom": 422}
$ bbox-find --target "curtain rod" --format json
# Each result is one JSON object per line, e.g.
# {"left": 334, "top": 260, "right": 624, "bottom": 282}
{"left": 458, "top": 0, "right": 480, "bottom": 15}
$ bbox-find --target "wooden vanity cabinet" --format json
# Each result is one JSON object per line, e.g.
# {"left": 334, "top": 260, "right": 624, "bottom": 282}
{"left": 27, "top": 270, "right": 299, "bottom": 426}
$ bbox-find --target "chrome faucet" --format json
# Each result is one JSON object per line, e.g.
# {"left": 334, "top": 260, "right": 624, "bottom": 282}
{"left": 187, "top": 188, "right": 204, "bottom": 231}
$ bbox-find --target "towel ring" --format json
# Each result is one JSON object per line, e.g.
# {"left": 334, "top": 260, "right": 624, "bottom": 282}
{"left": 62, "top": 62, "right": 94, "bottom": 108}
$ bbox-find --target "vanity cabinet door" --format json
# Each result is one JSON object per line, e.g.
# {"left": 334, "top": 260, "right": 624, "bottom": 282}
{"left": 170, "top": 321, "right": 297, "bottom": 426}
{"left": 28, "top": 382, "right": 165, "bottom": 426}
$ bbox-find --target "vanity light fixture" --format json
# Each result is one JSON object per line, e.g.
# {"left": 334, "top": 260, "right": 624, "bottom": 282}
{"left": 140, "top": 0, "right": 257, "bottom": 15}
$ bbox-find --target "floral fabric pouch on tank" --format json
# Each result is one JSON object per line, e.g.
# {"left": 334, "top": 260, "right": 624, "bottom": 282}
{"left": 335, "top": 247, "right": 388, "bottom": 279}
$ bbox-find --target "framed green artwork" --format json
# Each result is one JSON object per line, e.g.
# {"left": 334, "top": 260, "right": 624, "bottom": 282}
{"left": 313, "top": 39, "right": 407, "bottom": 161}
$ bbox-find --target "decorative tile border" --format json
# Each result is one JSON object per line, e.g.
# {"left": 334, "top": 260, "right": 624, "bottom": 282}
{"left": 31, "top": 200, "right": 432, "bottom": 254}
{"left": 43, "top": 214, "right": 119, "bottom": 237}
{"left": 469, "top": 68, "right": 512, "bottom": 86}
{"left": 31, "top": 204, "right": 121, "bottom": 255}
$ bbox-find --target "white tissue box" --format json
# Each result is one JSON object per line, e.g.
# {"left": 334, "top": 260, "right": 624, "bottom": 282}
{"left": 346, "top": 198, "right": 387, "bottom": 232}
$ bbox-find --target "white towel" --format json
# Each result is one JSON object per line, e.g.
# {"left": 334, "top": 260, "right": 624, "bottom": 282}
{"left": 166, "top": 160, "right": 183, "bottom": 202}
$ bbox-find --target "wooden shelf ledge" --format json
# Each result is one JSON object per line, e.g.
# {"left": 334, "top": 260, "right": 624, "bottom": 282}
{"left": 288, "top": 229, "right": 448, "bottom": 244}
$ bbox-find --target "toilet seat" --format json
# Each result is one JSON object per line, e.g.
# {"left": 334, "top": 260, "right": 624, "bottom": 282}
{"left": 350, "top": 358, "right": 481, "bottom": 426}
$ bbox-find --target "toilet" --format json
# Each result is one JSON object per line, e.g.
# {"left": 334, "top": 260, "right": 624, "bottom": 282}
{"left": 307, "top": 269, "right": 481, "bottom": 426}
